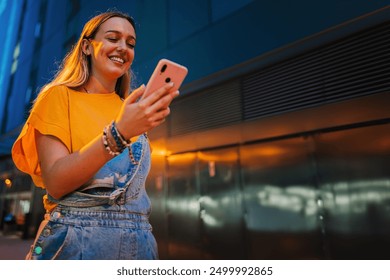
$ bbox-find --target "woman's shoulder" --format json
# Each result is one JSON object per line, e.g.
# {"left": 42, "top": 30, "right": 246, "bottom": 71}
{"left": 40, "top": 84, "right": 69, "bottom": 96}
{"left": 29, "top": 85, "right": 71, "bottom": 114}
{"left": 35, "top": 84, "right": 70, "bottom": 103}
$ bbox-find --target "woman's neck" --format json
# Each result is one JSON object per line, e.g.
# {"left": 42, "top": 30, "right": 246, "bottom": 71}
{"left": 84, "top": 76, "right": 116, "bottom": 94}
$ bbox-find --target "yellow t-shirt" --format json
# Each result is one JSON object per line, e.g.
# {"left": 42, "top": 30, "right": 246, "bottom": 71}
{"left": 12, "top": 85, "right": 123, "bottom": 211}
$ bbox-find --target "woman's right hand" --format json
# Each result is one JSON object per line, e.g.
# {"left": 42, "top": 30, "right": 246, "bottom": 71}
{"left": 115, "top": 83, "right": 179, "bottom": 139}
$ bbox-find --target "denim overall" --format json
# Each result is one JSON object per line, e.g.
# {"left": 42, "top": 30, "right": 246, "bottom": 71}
{"left": 28, "top": 134, "right": 158, "bottom": 260}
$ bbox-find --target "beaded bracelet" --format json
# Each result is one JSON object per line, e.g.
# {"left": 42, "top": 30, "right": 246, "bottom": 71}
{"left": 111, "top": 121, "right": 131, "bottom": 149}
{"left": 111, "top": 121, "right": 138, "bottom": 164}
{"left": 102, "top": 126, "right": 121, "bottom": 156}
{"left": 102, "top": 122, "right": 138, "bottom": 165}
{"left": 106, "top": 128, "right": 121, "bottom": 154}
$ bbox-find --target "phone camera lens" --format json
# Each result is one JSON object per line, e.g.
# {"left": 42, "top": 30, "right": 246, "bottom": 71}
{"left": 161, "top": 64, "right": 167, "bottom": 73}
{"left": 165, "top": 77, "right": 171, "bottom": 83}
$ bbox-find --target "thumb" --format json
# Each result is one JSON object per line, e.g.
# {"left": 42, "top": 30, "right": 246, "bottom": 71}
{"left": 125, "top": 84, "right": 145, "bottom": 104}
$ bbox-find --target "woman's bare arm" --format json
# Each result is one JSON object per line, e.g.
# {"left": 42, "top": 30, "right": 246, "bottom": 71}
{"left": 36, "top": 131, "right": 111, "bottom": 199}
{"left": 37, "top": 83, "right": 178, "bottom": 200}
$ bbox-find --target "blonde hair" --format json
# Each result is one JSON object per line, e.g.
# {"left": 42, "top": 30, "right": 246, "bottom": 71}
{"left": 41, "top": 11, "right": 136, "bottom": 99}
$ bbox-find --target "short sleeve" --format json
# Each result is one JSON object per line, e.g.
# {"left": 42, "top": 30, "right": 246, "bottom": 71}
{"left": 11, "top": 85, "right": 71, "bottom": 188}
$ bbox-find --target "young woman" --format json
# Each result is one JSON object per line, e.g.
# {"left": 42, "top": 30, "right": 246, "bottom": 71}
{"left": 12, "top": 11, "right": 178, "bottom": 260}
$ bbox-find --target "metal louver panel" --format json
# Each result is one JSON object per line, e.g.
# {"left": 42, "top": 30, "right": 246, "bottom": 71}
{"left": 242, "top": 22, "right": 390, "bottom": 120}
{"left": 169, "top": 81, "right": 242, "bottom": 136}
{"left": 167, "top": 21, "right": 389, "bottom": 136}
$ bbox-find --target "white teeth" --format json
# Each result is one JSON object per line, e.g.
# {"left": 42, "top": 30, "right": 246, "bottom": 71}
{"left": 110, "top": 57, "right": 124, "bottom": 64}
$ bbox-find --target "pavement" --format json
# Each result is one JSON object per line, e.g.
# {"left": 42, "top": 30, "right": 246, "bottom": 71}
{"left": 0, "top": 231, "right": 33, "bottom": 260}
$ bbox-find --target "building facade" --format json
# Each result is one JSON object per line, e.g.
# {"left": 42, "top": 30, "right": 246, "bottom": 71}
{"left": 0, "top": 0, "right": 389, "bottom": 258}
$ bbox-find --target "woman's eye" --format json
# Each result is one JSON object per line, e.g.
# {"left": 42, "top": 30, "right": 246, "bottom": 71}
{"left": 127, "top": 43, "right": 135, "bottom": 49}
{"left": 107, "top": 38, "right": 118, "bottom": 42}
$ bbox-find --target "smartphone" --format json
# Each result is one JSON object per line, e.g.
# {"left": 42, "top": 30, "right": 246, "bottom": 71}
{"left": 144, "top": 59, "right": 188, "bottom": 97}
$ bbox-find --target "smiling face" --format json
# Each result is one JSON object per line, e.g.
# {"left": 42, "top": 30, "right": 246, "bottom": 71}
{"left": 84, "top": 17, "right": 136, "bottom": 86}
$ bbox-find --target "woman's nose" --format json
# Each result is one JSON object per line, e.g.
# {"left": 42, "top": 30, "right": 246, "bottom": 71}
{"left": 117, "top": 40, "right": 127, "bottom": 51}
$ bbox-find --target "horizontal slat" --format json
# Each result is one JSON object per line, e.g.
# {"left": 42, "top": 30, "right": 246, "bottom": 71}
{"left": 169, "top": 81, "right": 242, "bottom": 136}
{"left": 167, "top": 22, "right": 389, "bottom": 135}
{"left": 243, "top": 22, "right": 390, "bottom": 120}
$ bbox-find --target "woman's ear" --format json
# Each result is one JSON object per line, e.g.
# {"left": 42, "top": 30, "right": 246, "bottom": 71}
{"left": 81, "top": 39, "right": 91, "bottom": 55}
